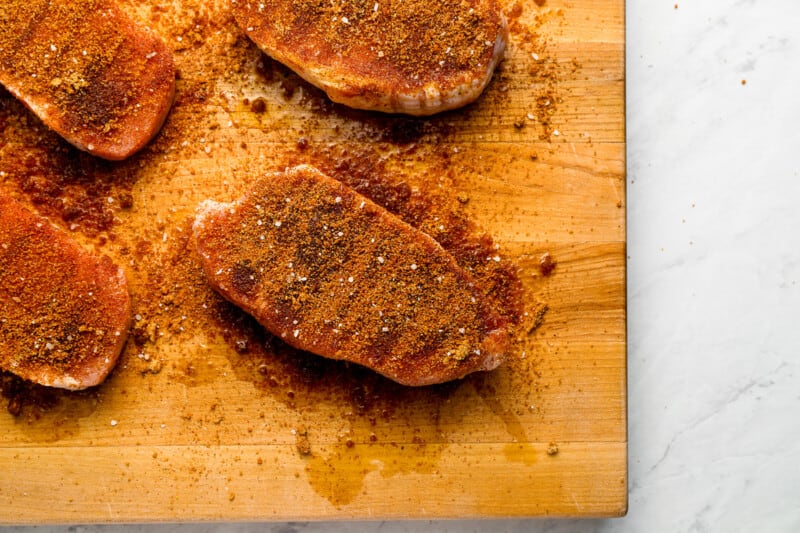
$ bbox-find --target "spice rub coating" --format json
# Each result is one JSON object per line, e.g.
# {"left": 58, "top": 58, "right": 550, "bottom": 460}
{"left": 194, "top": 165, "right": 510, "bottom": 386}
{"left": 0, "top": 0, "right": 175, "bottom": 160}
{"left": 0, "top": 196, "right": 131, "bottom": 389}
{"left": 231, "top": 0, "right": 507, "bottom": 115}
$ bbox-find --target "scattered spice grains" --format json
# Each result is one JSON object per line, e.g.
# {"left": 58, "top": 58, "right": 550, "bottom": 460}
{"left": 504, "top": 2, "right": 570, "bottom": 140}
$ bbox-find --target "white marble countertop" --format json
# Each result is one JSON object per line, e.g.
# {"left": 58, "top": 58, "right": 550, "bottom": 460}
{"left": 4, "top": 1, "right": 800, "bottom": 531}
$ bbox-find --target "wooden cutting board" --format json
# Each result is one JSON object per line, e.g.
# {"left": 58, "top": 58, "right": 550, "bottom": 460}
{"left": 0, "top": 0, "right": 625, "bottom": 522}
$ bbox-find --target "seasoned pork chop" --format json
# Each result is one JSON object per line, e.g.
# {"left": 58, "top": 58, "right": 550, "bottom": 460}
{"left": 231, "top": 0, "right": 508, "bottom": 115}
{"left": 194, "top": 165, "right": 510, "bottom": 386}
{"left": 0, "top": 196, "right": 131, "bottom": 389}
{"left": 0, "top": 0, "right": 175, "bottom": 160}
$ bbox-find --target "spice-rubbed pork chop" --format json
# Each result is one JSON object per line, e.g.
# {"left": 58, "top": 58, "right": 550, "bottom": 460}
{"left": 231, "top": 0, "right": 507, "bottom": 115}
{"left": 0, "top": 0, "right": 175, "bottom": 160}
{"left": 194, "top": 165, "right": 510, "bottom": 386}
{"left": 0, "top": 196, "right": 131, "bottom": 390}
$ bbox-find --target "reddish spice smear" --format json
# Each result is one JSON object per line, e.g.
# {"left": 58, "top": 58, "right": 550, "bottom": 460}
{"left": 0, "top": 92, "right": 141, "bottom": 235}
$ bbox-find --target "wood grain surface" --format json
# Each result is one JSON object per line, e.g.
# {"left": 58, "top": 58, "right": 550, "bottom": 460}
{"left": 0, "top": 0, "right": 625, "bottom": 522}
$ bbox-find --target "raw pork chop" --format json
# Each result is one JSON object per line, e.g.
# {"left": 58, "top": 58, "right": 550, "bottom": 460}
{"left": 231, "top": 0, "right": 508, "bottom": 115}
{"left": 0, "top": 0, "right": 175, "bottom": 160}
{"left": 0, "top": 196, "right": 131, "bottom": 389}
{"left": 194, "top": 165, "right": 510, "bottom": 386}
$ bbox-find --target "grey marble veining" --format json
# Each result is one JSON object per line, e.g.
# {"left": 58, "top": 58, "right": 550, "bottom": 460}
{"left": 3, "top": 1, "right": 800, "bottom": 531}
{"left": 625, "top": 0, "right": 800, "bottom": 531}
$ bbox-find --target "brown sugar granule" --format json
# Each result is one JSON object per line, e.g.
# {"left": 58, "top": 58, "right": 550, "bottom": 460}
{"left": 194, "top": 165, "right": 511, "bottom": 386}
{"left": 547, "top": 442, "right": 559, "bottom": 455}
{"left": 249, "top": 97, "right": 267, "bottom": 113}
{"left": 539, "top": 252, "right": 557, "bottom": 276}
{"left": 295, "top": 426, "right": 312, "bottom": 455}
